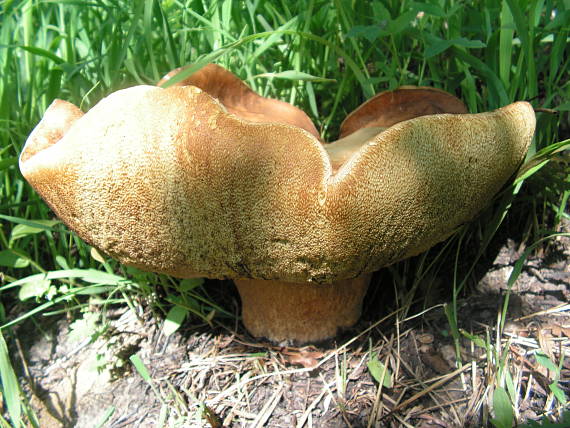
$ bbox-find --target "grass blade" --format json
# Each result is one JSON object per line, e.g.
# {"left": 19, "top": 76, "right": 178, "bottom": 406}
{"left": 0, "top": 332, "right": 21, "bottom": 427}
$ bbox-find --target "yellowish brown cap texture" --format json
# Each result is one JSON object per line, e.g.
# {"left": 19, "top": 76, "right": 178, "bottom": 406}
{"left": 20, "top": 84, "right": 535, "bottom": 284}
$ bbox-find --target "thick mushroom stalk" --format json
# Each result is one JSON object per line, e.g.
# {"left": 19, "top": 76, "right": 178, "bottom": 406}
{"left": 20, "top": 64, "right": 536, "bottom": 343}
{"left": 235, "top": 275, "right": 371, "bottom": 343}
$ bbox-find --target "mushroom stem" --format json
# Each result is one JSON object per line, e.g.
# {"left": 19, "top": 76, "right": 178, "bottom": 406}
{"left": 234, "top": 275, "right": 372, "bottom": 343}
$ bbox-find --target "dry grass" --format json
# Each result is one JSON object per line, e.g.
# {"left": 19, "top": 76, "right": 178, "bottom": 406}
{"left": 127, "top": 299, "right": 568, "bottom": 427}
{"left": 11, "top": 229, "right": 570, "bottom": 427}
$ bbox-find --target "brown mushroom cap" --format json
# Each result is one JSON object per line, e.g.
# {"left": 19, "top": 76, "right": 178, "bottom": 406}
{"left": 19, "top": 83, "right": 535, "bottom": 285}
{"left": 339, "top": 86, "right": 469, "bottom": 138}
{"left": 158, "top": 63, "right": 320, "bottom": 139}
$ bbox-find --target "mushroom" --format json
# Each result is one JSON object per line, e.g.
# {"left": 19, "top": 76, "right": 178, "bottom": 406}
{"left": 19, "top": 64, "right": 535, "bottom": 343}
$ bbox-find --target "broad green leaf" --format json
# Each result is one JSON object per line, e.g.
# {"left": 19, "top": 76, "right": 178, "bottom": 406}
{"left": 346, "top": 25, "right": 382, "bottom": 42}
{"left": 347, "top": 10, "right": 416, "bottom": 41}
{"left": 0, "top": 250, "right": 29, "bottom": 268}
{"left": 371, "top": 2, "right": 391, "bottom": 21}
{"left": 55, "top": 255, "right": 70, "bottom": 270}
{"left": 425, "top": 38, "right": 452, "bottom": 58}
{"left": 179, "top": 278, "right": 204, "bottom": 292}
{"left": 386, "top": 10, "right": 417, "bottom": 35}
{"left": 166, "top": 294, "right": 200, "bottom": 311}
{"left": 162, "top": 305, "right": 188, "bottom": 336}
{"left": 70, "top": 269, "right": 129, "bottom": 285}
{"left": 367, "top": 352, "right": 393, "bottom": 388}
{"left": 491, "top": 387, "right": 514, "bottom": 428}
{"left": 425, "top": 35, "right": 485, "bottom": 58}
{"left": 535, "top": 352, "right": 559, "bottom": 374}
{"left": 10, "top": 220, "right": 59, "bottom": 241}
{"left": 18, "top": 279, "right": 51, "bottom": 301}
{"left": 410, "top": 2, "right": 447, "bottom": 17}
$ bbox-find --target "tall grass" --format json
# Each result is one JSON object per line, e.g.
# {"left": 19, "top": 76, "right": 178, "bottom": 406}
{"left": 0, "top": 0, "right": 568, "bottom": 425}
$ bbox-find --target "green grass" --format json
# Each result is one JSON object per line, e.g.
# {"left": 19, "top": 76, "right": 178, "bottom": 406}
{"left": 0, "top": 0, "right": 569, "bottom": 426}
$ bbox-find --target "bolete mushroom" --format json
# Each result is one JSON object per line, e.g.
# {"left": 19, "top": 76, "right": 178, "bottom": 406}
{"left": 20, "top": 64, "right": 535, "bottom": 343}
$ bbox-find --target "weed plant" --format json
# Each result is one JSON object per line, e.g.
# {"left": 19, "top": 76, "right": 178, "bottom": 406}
{"left": 0, "top": 0, "right": 568, "bottom": 426}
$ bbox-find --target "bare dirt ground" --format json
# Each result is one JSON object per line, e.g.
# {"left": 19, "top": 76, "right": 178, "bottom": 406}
{"left": 10, "top": 218, "right": 570, "bottom": 427}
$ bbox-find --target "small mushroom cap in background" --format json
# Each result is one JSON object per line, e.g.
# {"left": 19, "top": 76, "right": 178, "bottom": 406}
{"left": 339, "top": 86, "right": 469, "bottom": 137}
{"left": 325, "top": 87, "right": 469, "bottom": 171}
{"left": 158, "top": 63, "right": 320, "bottom": 139}
{"left": 19, "top": 82, "right": 535, "bottom": 284}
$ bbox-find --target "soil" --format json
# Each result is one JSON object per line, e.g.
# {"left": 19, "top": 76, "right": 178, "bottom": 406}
{"left": 8, "top": 218, "right": 570, "bottom": 427}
